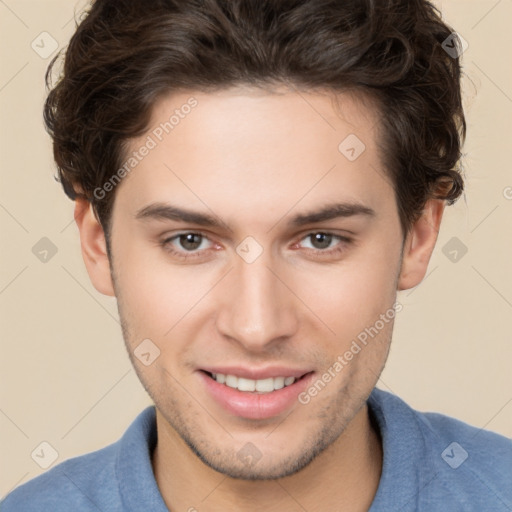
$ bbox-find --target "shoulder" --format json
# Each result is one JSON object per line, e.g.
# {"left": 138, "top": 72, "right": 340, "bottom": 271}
{"left": 1, "top": 442, "right": 121, "bottom": 512}
{"left": 1, "top": 406, "right": 157, "bottom": 512}
{"left": 369, "top": 388, "right": 512, "bottom": 511}
{"left": 419, "top": 408, "right": 512, "bottom": 501}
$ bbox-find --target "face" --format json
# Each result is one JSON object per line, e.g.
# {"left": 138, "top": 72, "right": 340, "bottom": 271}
{"left": 83, "top": 86, "right": 416, "bottom": 479}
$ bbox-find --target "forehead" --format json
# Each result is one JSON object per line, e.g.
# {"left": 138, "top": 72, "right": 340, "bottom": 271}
{"left": 113, "top": 86, "right": 394, "bottom": 229}
{"left": 146, "top": 85, "right": 380, "bottom": 154}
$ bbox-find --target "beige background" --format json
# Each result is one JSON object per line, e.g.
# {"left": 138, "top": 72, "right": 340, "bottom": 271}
{"left": 1, "top": 0, "right": 511, "bottom": 498}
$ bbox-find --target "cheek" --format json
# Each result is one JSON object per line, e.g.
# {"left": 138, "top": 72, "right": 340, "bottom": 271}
{"left": 114, "top": 242, "right": 219, "bottom": 346}
{"left": 294, "top": 245, "right": 399, "bottom": 340}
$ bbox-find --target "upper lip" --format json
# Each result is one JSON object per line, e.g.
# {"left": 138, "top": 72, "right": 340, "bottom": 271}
{"left": 200, "top": 366, "right": 312, "bottom": 380}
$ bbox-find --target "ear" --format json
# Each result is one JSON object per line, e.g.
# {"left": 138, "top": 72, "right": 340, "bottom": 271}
{"left": 74, "top": 198, "right": 116, "bottom": 297}
{"left": 397, "top": 199, "right": 445, "bottom": 291}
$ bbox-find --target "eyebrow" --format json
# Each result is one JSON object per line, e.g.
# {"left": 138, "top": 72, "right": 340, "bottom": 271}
{"left": 134, "top": 201, "right": 375, "bottom": 229}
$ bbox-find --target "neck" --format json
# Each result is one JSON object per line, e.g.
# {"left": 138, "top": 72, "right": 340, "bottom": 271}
{"left": 152, "top": 403, "right": 383, "bottom": 512}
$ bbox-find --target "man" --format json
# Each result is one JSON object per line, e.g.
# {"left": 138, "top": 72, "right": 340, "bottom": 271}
{"left": 2, "top": 0, "right": 511, "bottom": 510}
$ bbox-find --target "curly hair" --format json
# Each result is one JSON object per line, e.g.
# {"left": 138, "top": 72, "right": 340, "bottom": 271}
{"left": 44, "top": 0, "right": 466, "bottom": 242}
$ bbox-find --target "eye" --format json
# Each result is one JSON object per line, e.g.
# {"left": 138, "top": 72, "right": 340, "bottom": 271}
{"left": 161, "top": 232, "right": 214, "bottom": 259}
{"left": 301, "top": 232, "right": 337, "bottom": 250}
{"left": 296, "top": 232, "right": 352, "bottom": 257}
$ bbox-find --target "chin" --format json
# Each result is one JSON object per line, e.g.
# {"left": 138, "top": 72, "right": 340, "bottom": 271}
{"left": 196, "top": 454, "right": 313, "bottom": 481}
{"left": 183, "top": 425, "right": 338, "bottom": 481}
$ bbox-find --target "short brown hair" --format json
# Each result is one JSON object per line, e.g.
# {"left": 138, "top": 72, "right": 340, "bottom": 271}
{"left": 44, "top": 0, "right": 466, "bottom": 243}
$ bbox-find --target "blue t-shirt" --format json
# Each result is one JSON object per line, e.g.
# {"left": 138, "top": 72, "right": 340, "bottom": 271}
{"left": 2, "top": 388, "right": 511, "bottom": 511}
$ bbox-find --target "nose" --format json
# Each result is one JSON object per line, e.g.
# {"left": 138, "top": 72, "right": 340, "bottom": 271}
{"left": 215, "top": 249, "right": 299, "bottom": 352}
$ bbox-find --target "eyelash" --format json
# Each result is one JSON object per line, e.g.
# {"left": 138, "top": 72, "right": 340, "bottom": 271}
{"left": 160, "top": 231, "right": 353, "bottom": 261}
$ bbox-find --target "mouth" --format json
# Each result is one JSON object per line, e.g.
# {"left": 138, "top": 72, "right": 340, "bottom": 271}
{"left": 202, "top": 370, "right": 309, "bottom": 394}
{"left": 198, "top": 369, "right": 315, "bottom": 420}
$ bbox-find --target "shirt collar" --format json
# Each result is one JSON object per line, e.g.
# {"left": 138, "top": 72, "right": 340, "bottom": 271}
{"left": 116, "top": 405, "right": 169, "bottom": 511}
{"left": 368, "top": 387, "right": 437, "bottom": 511}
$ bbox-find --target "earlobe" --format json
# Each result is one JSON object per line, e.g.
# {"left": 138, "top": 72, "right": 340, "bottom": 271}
{"left": 74, "top": 198, "right": 116, "bottom": 297}
{"left": 397, "top": 199, "right": 445, "bottom": 291}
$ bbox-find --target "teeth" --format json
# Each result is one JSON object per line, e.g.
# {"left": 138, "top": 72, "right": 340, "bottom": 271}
{"left": 256, "top": 378, "right": 274, "bottom": 392}
{"left": 273, "top": 377, "right": 285, "bottom": 390}
{"left": 211, "top": 373, "right": 297, "bottom": 393}
{"left": 237, "top": 377, "right": 256, "bottom": 392}
{"left": 225, "top": 374, "right": 238, "bottom": 388}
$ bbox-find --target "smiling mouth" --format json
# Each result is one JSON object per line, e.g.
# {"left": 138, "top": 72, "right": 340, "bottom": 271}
{"left": 203, "top": 371, "right": 310, "bottom": 393}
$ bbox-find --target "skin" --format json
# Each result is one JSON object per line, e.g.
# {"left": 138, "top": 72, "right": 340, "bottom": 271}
{"left": 74, "top": 86, "right": 444, "bottom": 511}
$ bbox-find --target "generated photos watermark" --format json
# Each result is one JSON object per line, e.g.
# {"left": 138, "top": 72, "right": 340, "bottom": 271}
{"left": 93, "top": 96, "right": 198, "bottom": 200}
{"left": 298, "top": 301, "right": 403, "bottom": 405}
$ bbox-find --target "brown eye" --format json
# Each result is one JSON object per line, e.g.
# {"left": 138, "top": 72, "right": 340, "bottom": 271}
{"left": 308, "top": 233, "right": 333, "bottom": 250}
{"left": 177, "top": 233, "right": 203, "bottom": 251}
{"left": 161, "top": 232, "right": 213, "bottom": 260}
{"left": 296, "top": 232, "right": 352, "bottom": 259}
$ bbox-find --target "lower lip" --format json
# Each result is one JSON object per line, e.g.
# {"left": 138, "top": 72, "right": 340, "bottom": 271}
{"left": 199, "top": 371, "right": 315, "bottom": 420}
